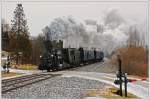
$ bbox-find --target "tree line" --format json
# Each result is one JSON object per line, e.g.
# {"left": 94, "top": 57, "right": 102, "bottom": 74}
{"left": 2, "top": 4, "right": 45, "bottom": 65}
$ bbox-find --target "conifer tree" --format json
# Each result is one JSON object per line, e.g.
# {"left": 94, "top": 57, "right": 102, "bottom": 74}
{"left": 11, "top": 4, "right": 31, "bottom": 64}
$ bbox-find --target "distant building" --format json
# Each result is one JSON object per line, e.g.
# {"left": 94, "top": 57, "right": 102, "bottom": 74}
{"left": 1, "top": 51, "right": 10, "bottom": 66}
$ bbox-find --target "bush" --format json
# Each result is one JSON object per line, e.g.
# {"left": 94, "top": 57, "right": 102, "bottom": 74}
{"left": 110, "top": 46, "right": 148, "bottom": 77}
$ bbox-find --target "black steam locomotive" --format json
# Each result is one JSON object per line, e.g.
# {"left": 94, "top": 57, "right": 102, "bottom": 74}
{"left": 38, "top": 40, "right": 104, "bottom": 72}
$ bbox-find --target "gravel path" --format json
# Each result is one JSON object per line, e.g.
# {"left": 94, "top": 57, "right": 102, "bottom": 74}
{"left": 2, "top": 76, "right": 112, "bottom": 99}
{"left": 71, "top": 61, "right": 117, "bottom": 73}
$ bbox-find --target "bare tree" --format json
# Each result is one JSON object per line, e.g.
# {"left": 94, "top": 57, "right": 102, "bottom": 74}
{"left": 31, "top": 34, "right": 46, "bottom": 65}
{"left": 1, "top": 19, "right": 10, "bottom": 51}
{"left": 127, "top": 26, "right": 141, "bottom": 47}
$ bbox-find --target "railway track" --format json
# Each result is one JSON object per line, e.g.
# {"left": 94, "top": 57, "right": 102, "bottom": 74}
{"left": 66, "top": 62, "right": 105, "bottom": 71}
{"left": 2, "top": 73, "right": 61, "bottom": 94}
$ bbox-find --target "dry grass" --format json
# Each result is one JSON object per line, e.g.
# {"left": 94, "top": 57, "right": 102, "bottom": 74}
{"left": 85, "top": 87, "right": 138, "bottom": 99}
{"left": 109, "top": 46, "right": 148, "bottom": 77}
{"left": 1, "top": 72, "right": 22, "bottom": 78}
{"left": 11, "top": 64, "right": 38, "bottom": 70}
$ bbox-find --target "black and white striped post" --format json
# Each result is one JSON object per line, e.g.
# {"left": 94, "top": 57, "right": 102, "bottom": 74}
{"left": 114, "top": 55, "right": 128, "bottom": 97}
{"left": 124, "top": 73, "right": 128, "bottom": 97}
{"left": 117, "top": 55, "right": 123, "bottom": 96}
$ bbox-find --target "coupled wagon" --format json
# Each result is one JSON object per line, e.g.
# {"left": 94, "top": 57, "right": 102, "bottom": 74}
{"left": 39, "top": 46, "right": 104, "bottom": 72}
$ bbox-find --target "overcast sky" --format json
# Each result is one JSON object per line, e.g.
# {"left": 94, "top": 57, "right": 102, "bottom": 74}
{"left": 2, "top": 0, "right": 148, "bottom": 36}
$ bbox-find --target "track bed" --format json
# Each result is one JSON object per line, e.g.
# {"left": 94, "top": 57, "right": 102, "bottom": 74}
{"left": 2, "top": 73, "right": 61, "bottom": 93}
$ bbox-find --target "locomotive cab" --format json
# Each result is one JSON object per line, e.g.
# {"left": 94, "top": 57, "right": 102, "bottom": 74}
{"left": 52, "top": 49, "right": 63, "bottom": 70}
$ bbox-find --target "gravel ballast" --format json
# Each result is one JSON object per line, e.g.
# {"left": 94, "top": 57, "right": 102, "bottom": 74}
{"left": 2, "top": 76, "right": 111, "bottom": 99}
{"left": 71, "top": 62, "right": 117, "bottom": 73}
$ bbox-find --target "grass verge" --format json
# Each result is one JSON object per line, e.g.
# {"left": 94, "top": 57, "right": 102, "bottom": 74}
{"left": 85, "top": 87, "right": 139, "bottom": 99}
{"left": 1, "top": 72, "right": 22, "bottom": 78}
{"left": 12, "top": 64, "right": 38, "bottom": 70}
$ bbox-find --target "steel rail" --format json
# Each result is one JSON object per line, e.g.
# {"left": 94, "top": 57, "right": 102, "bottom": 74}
{"left": 2, "top": 74, "right": 60, "bottom": 94}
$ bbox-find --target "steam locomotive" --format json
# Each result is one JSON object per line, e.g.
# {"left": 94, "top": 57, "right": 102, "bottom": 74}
{"left": 38, "top": 40, "right": 104, "bottom": 72}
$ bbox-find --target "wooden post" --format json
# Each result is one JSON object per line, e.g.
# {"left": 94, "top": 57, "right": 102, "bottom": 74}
{"left": 124, "top": 74, "right": 128, "bottom": 97}
{"left": 118, "top": 55, "right": 123, "bottom": 96}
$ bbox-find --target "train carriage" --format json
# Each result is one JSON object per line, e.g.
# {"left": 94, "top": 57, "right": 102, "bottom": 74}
{"left": 99, "top": 51, "right": 104, "bottom": 61}
{"left": 38, "top": 44, "right": 104, "bottom": 72}
{"left": 62, "top": 48, "right": 81, "bottom": 68}
{"left": 87, "top": 50, "right": 95, "bottom": 61}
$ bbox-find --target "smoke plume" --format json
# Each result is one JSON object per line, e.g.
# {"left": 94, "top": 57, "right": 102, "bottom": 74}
{"left": 43, "top": 9, "right": 148, "bottom": 56}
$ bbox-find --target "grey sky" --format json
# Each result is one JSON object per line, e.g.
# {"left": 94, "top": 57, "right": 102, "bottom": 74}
{"left": 2, "top": 0, "right": 148, "bottom": 36}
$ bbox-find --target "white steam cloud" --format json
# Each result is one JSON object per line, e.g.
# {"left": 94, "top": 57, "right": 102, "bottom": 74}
{"left": 43, "top": 9, "right": 148, "bottom": 56}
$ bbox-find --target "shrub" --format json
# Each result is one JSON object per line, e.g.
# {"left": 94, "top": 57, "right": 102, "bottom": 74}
{"left": 110, "top": 46, "right": 148, "bottom": 77}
